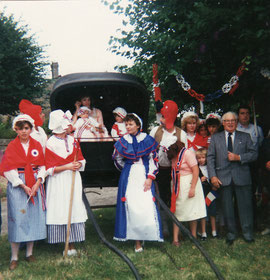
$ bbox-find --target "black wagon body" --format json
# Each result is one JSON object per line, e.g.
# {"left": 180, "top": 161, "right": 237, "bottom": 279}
{"left": 50, "top": 72, "right": 150, "bottom": 188}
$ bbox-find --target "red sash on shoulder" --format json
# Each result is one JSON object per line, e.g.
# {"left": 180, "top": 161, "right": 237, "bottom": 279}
{"left": 0, "top": 136, "right": 45, "bottom": 204}
{"left": 45, "top": 140, "right": 84, "bottom": 169}
{"left": 170, "top": 147, "right": 186, "bottom": 213}
{"left": 187, "top": 133, "right": 208, "bottom": 151}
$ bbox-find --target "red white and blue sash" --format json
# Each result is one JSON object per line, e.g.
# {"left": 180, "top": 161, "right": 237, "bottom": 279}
{"left": 170, "top": 147, "right": 186, "bottom": 213}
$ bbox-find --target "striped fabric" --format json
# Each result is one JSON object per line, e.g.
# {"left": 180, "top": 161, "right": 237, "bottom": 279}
{"left": 47, "top": 223, "right": 85, "bottom": 244}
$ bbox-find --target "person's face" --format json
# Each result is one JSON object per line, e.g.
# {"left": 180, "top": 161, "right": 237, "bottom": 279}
{"left": 186, "top": 120, "right": 197, "bottom": 133}
{"left": 207, "top": 125, "right": 219, "bottom": 135}
{"left": 80, "top": 110, "right": 90, "bottom": 118}
{"left": 160, "top": 115, "right": 166, "bottom": 127}
{"left": 125, "top": 120, "right": 140, "bottom": 135}
{"left": 222, "top": 114, "right": 237, "bottom": 133}
{"left": 238, "top": 108, "right": 250, "bottom": 126}
{"left": 199, "top": 126, "right": 208, "bottom": 137}
{"left": 15, "top": 124, "right": 32, "bottom": 141}
{"left": 81, "top": 97, "right": 91, "bottom": 108}
{"left": 115, "top": 115, "right": 123, "bottom": 123}
{"left": 197, "top": 154, "right": 206, "bottom": 166}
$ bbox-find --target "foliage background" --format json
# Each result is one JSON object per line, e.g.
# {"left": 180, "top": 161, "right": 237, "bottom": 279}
{"left": 0, "top": 11, "right": 48, "bottom": 115}
{"left": 104, "top": 0, "right": 270, "bottom": 131}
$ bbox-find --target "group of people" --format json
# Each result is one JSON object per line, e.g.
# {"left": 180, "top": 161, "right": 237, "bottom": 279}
{"left": 72, "top": 95, "right": 127, "bottom": 142}
{"left": 0, "top": 97, "right": 269, "bottom": 271}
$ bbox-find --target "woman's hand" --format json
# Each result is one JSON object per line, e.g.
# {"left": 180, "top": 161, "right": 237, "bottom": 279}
{"left": 75, "top": 101, "right": 81, "bottom": 110}
{"left": 21, "top": 184, "right": 32, "bottom": 196}
{"left": 31, "top": 178, "right": 42, "bottom": 196}
{"left": 65, "top": 162, "right": 82, "bottom": 171}
{"left": 143, "top": 178, "right": 152, "bottom": 192}
{"left": 201, "top": 176, "right": 207, "bottom": 182}
{"left": 188, "top": 187, "right": 195, "bottom": 198}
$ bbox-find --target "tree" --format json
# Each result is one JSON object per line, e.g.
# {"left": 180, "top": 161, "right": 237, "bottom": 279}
{"left": 0, "top": 12, "right": 48, "bottom": 115}
{"left": 105, "top": 0, "right": 270, "bottom": 128}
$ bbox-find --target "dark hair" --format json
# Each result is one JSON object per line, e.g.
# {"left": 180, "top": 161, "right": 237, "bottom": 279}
{"left": 206, "top": 118, "right": 221, "bottom": 127}
{"left": 15, "top": 120, "right": 33, "bottom": 130}
{"left": 79, "top": 95, "right": 93, "bottom": 109}
{"left": 198, "top": 123, "right": 209, "bottom": 135}
{"left": 237, "top": 105, "right": 251, "bottom": 115}
{"left": 124, "top": 114, "right": 141, "bottom": 129}
{"left": 167, "top": 141, "right": 185, "bottom": 161}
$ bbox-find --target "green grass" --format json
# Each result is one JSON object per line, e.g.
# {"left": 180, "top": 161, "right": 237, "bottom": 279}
{"left": 0, "top": 208, "right": 270, "bottom": 280}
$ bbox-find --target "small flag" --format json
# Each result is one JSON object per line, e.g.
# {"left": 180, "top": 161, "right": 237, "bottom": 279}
{"left": 205, "top": 190, "right": 218, "bottom": 206}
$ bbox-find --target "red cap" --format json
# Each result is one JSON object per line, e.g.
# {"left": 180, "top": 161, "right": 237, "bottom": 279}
{"left": 19, "top": 99, "right": 43, "bottom": 127}
{"left": 160, "top": 100, "right": 178, "bottom": 130}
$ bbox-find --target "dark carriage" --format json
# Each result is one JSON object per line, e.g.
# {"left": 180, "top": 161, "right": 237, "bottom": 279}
{"left": 50, "top": 72, "right": 150, "bottom": 188}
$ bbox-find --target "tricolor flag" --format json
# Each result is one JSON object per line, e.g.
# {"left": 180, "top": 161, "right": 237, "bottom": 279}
{"left": 205, "top": 190, "right": 218, "bottom": 206}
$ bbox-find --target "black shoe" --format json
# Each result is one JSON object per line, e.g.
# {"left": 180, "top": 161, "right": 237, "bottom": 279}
{"left": 244, "top": 238, "right": 255, "bottom": 243}
{"left": 226, "top": 239, "right": 234, "bottom": 245}
{"left": 212, "top": 234, "right": 219, "bottom": 239}
{"left": 200, "top": 236, "right": 207, "bottom": 241}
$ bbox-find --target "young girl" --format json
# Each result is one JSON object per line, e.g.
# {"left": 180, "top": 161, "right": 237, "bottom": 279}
{"left": 181, "top": 112, "right": 208, "bottom": 152}
{"left": 111, "top": 107, "right": 127, "bottom": 140}
{"left": 113, "top": 113, "right": 163, "bottom": 252}
{"left": 45, "top": 110, "right": 88, "bottom": 256}
{"left": 0, "top": 115, "right": 46, "bottom": 270}
{"left": 167, "top": 138, "right": 206, "bottom": 246}
{"left": 196, "top": 148, "right": 218, "bottom": 240}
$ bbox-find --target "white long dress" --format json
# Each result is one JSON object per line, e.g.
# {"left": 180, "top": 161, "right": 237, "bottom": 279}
{"left": 45, "top": 135, "right": 87, "bottom": 237}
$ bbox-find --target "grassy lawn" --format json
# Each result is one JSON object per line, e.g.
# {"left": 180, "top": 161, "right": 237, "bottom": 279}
{"left": 0, "top": 207, "right": 270, "bottom": 280}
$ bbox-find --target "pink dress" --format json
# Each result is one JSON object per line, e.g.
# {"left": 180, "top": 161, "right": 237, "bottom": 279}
{"left": 172, "top": 149, "right": 206, "bottom": 221}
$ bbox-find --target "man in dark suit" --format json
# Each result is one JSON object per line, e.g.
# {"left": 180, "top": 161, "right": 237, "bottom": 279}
{"left": 207, "top": 112, "right": 257, "bottom": 244}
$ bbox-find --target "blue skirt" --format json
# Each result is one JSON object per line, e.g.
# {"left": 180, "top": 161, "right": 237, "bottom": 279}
{"left": 7, "top": 173, "right": 46, "bottom": 243}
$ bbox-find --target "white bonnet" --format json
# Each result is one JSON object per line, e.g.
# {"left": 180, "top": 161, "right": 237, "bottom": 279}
{"left": 206, "top": 113, "right": 221, "bottom": 122}
{"left": 113, "top": 107, "right": 127, "bottom": 119}
{"left": 77, "top": 106, "right": 91, "bottom": 116}
{"left": 181, "top": 111, "right": 198, "bottom": 126}
{"left": 49, "top": 109, "right": 70, "bottom": 134}
{"left": 12, "top": 114, "right": 35, "bottom": 131}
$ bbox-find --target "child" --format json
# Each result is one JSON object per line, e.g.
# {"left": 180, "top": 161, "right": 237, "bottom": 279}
{"left": 198, "top": 123, "right": 209, "bottom": 138}
{"left": 0, "top": 114, "right": 46, "bottom": 270}
{"left": 113, "top": 113, "right": 163, "bottom": 252}
{"left": 167, "top": 137, "right": 206, "bottom": 246}
{"left": 205, "top": 113, "right": 221, "bottom": 146}
{"left": 45, "top": 110, "right": 88, "bottom": 256}
{"left": 195, "top": 148, "right": 218, "bottom": 240}
{"left": 73, "top": 106, "right": 101, "bottom": 141}
{"left": 111, "top": 107, "right": 127, "bottom": 140}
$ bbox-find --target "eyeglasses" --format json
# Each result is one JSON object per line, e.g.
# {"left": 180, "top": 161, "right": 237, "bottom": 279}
{"left": 223, "top": 119, "right": 236, "bottom": 123}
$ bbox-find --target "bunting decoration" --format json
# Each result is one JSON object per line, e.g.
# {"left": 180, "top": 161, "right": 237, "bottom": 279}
{"left": 152, "top": 64, "right": 163, "bottom": 112}
{"left": 176, "top": 57, "right": 251, "bottom": 102}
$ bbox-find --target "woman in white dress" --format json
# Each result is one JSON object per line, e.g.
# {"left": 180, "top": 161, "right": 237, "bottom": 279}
{"left": 45, "top": 110, "right": 87, "bottom": 256}
{"left": 167, "top": 138, "right": 206, "bottom": 247}
{"left": 113, "top": 113, "right": 163, "bottom": 252}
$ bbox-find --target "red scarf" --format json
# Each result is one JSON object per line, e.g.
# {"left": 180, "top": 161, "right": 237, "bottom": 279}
{"left": 0, "top": 136, "right": 45, "bottom": 204}
{"left": 187, "top": 133, "right": 208, "bottom": 151}
{"left": 45, "top": 140, "right": 84, "bottom": 170}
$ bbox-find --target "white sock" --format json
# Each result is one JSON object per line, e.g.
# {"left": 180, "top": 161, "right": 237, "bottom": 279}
{"left": 26, "top": 241, "right": 34, "bottom": 257}
{"left": 212, "top": 231, "right": 217, "bottom": 237}
{"left": 202, "top": 232, "right": 207, "bottom": 238}
{"left": 11, "top": 242, "right": 20, "bottom": 261}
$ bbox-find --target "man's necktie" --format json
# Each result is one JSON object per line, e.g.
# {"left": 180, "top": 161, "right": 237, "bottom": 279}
{"left": 228, "top": 132, "right": 233, "bottom": 152}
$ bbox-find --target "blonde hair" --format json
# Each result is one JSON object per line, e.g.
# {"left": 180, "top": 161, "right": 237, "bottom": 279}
{"left": 181, "top": 115, "right": 200, "bottom": 132}
{"left": 195, "top": 148, "right": 207, "bottom": 158}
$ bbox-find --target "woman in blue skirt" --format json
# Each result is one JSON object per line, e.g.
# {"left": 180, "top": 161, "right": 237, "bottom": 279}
{"left": 0, "top": 114, "right": 46, "bottom": 270}
{"left": 113, "top": 113, "right": 163, "bottom": 252}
